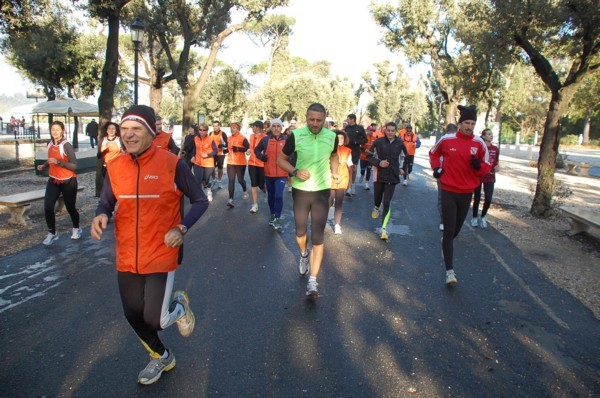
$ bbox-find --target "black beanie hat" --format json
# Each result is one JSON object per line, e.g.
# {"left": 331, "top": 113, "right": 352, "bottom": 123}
{"left": 458, "top": 105, "right": 477, "bottom": 123}
{"left": 121, "top": 105, "right": 157, "bottom": 136}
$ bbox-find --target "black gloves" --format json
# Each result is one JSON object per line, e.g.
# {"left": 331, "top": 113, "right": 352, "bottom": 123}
{"left": 433, "top": 168, "right": 444, "bottom": 179}
{"left": 470, "top": 155, "right": 481, "bottom": 170}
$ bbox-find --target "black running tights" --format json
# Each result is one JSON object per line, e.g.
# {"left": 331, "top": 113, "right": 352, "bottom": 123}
{"left": 441, "top": 189, "right": 472, "bottom": 270}
{"left": 44, "top": 177, "right": 79, "bottom": 234}
{"left": 227, "top": 164, "right": 247, "bottom": 199}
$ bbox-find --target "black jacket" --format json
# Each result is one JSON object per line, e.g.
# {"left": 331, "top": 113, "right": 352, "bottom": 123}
{"left": 367, "top": 136, "right": 408, "bottom": 184}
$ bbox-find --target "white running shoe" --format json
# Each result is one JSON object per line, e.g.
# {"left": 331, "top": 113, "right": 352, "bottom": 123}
{"left": 173, "top": 290, "right": 195, "bottom": 337}
{"left": 138, "top": 350, "right": 176, "bottom": 385}
{"left": 402, "top": 179, "right": 408, "bottom": 186}
{"left": 227, "top": 199, "right": 235, "bottom": 208}
{"left": 218, "top": 181, "right": 223, "bottom": 190}
{"left": 446, "top": 270, "right": 457, "bottom": 285}
{"left": 288, "top": 186, "right": 292, "bottom": 193}
{"left": 334, "top": 224, "right": 342, "bottom": 234}
{"left": 207, "top": 190, "right": 213, "bottom": 202}
{"left": 250, "top": 204, "right": 258, "bottom": 213}
{"left": 359, "top": 175, "right": 364, "bottom": 183}
{"left": 298, "top": 249, "right": 310, "bottom": 275}
{"left": 306, "top": 279, "right": 319, "bottom": 298}
{"left": 43, "top": 232, "right": 59, "bottom": 246}
{"left": 471, "top": 218, "right": 479, "bottom": 227}
{"left": 71, "top": 228, "right": 82, "bottom": 240}
{"left": 439, "top": 223, "right": 444, "bottom": 231}
{"left": 480, "top": 217, "right": 488, "bottom": 228}
{"left": 364, "top": 182, "right": 370, "bottom": 190}
{"left": 243, "top": 192, "right": 249, "bottom": 200}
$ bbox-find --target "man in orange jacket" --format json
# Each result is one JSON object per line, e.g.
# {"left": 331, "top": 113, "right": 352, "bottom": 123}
{"left": 91, "top": 105, "right": 208, "bottom": 385}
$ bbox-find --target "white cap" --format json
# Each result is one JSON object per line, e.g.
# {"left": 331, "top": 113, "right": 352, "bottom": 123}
{"left": 271, "top": 118, "right": 283, "bottom": 127}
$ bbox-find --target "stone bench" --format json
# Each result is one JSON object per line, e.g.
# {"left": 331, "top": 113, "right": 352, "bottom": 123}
{"left": 565, "top": 161, "right": 592, "bottom": 176}
{"left": 0, "top": 185, "right": 86, "bottom": 226}
{"left": 560, "top": 206, "right": 600, "bottom": 237}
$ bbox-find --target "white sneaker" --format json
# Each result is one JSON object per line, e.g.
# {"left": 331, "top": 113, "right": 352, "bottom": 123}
{"left": 207, "top": 190, "right": 213, "bottom": 202}
{"left": 306, "top": 279, "right": 319, "bottom": 298}
{"left": 43, "top": 232, "right": 59, "bottom": 246}
{"left": 480, "top": 217, "right": 488, "bottom": 228}
{"left": 471, "top": 218, "right": 479, "bottom": 227}
{"left": 439, "top": 223, "right": 444, "bottom": 231}
{"left": 364, "top": 182, "right": 370, "bottom": 190}
{"left": 446, "top": 269, "right": 457, "bottom": 285}
{"left": 334, "top": 224, "right": 342, "bottom": 234}
{"left": 218, "top": 181, "right": 223, "bottom": 190}
{"left": 359, "top": 175, "right": 364, "bottom": 183}
{"left": 288, "top": 186, "right": 292, "bottom": 193}
{"left": 173, "top": 290, "right": 195, "bottom": 337}
{"left": 71, "top": 228, "right": 82, "bottom": 240}
{"left": 250, "top": 204, "right": 258, "bottom": 213}
{"left": 243, "top": 192, "right": 249, "bottom": 200}
{"left": 402, "top": 179, "right": 408, "bottom": 186}
{"left": 298, "top": 249, "right": 310, "bottom": 275}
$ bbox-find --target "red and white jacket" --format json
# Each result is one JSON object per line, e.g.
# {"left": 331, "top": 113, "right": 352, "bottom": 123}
{"left": 429, "top": 131, "right": 491, "bottom": 194}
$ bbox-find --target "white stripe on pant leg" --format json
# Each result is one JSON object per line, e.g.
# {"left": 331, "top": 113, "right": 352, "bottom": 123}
{"left": 160, "top": 271, "right": 183, "bottom": 329}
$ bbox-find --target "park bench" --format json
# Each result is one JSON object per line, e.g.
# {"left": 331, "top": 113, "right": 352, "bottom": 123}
{"left": 565, "top": 160, "right": 592, "bottom": 177}
{"left": 0, "top": 186, "right": 86, "bottom": 226}
{"left": 560, "top": 206, "right": 600, "bottom": 237}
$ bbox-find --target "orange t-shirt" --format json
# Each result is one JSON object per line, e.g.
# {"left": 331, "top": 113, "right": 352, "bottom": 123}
{"left": 332, "top": 146, "right": 352, "bottom": 190}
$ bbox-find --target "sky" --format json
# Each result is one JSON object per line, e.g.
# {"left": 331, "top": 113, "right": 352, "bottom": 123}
{"left": 0, "top": 0, "right": 418, "bottom": 98}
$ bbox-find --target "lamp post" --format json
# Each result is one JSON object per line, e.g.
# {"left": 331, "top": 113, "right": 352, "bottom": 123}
{"left": 130, "top": 17, "right": 145, "bottom": 105}
{"left": 434, "top": 94, "right": 445, "bottom": 140}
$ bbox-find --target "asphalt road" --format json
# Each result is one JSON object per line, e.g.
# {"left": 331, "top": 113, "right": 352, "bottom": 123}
{"left": 1, "top": 159, "right": 599, "bottom": 397}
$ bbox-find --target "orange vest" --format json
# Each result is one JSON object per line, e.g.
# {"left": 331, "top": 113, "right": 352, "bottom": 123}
{"left": 262, "top": 135, "right": 288, "bottom": 178}
{"left": 106, "top": 145, "right": 183, "bottom": 274}
{"left": 154, "top": 131, "right": 171, "bottom": 151}
{"left": 360, "top": 134, "right": 377, "bottom": 160}
{"left": 248, "top": 133, "right": 266, "bottom": 167}
{"left": 373, "top": 129, "right": 385, "bottom": 139}
{"left": 101, "top": 137, "right": 122, "bottom": 164}
{"left": 401, "top": 131, "right": 418, "bottom": 155}
{"left": 227, "top": 133, "right": 248, "bottom": 166}
{"left": 48, "top": 140, "right": 76, "bottom": 181}
{"left": 332, "top": 146, "right": 352, "bottom": 190}
{"left": 193, "top": 135, "right": 215, "bottom": 167}
{"left": 212, "top": 130, "right": 226, "bottom": 155}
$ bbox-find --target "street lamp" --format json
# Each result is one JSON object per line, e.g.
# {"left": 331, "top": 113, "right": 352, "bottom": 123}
{"left": 434, "top": 94, "right": 445, "bottom": 138}
{"left": 130, "top": 17, "right": 145, "bottom": 105}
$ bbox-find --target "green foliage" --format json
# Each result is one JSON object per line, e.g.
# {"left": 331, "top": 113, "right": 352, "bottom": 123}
{"left": 0, "top": 0, "right": 49, "bottom": 35}
{"left": 559, "top": 134, "right": 580, "bottom": 146}
{"left": 195, "top": 66, "right": 250, "bottom": 122}
{"left": 3, "top": 5, "right": 104, "bottom": 98}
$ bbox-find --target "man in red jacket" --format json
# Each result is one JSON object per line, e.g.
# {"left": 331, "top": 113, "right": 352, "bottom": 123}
{"left": 429, "top": 105, "right": 491, "bottom": 285}
{"left": 91, "top": 105, "right": 208, "bottom": 385}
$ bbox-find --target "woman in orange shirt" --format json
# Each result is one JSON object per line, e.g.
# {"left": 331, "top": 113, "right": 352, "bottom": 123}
{"left": 329, "top": 131, "right": 352, "bottom": 234}
{"left": 226, "top": 122, "right": 250, "bottom": 207}
{"left": 248, "top": 120, "right": 267, "bottom": 213}
{"left": 191, "top": 123, "right": 217, "bottom": 202}
{"left": 98, "top": 122, "right": 123, "bottom": 178}
{"left": 35, "top": 121, "right": 81, "bottom": 245}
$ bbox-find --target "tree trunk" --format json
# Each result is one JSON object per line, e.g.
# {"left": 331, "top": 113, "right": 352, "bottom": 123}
{"left": 530, "top": 89, "right": 571, "bottom": 217}
{"left": 96, "top": 12, "right": 121, "bottom": 196}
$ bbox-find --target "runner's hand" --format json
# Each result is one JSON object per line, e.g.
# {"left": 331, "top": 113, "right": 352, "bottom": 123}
{"left": 91, "top": 214, "right": 109, "bottom": 240}
{"left": 295, "top": 169, "right": 310, "bottom": 180}
{"left": 164, "top": 228, "right": 184, "bottom": 248}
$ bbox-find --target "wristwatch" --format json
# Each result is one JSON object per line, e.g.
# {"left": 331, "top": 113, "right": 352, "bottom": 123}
{"left": 291, "top": 169, "right": 298, "bottom": 177}
{"left": 176, "top": 224, "right": 188, "bottom": 235}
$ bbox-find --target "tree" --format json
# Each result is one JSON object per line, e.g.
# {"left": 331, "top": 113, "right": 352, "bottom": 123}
{"left": 87, "top": 0, "right": 132, "bottom": 126}
{"left": 149, "top": 0, "right": 288, "bottom": 145}
{"left": 482, "top": 0, "right": 600, "bottom": 217}
{"left": 568, "top": 74, "right": 600, "bottom": 144}
{"left": 196, "top": 66, "right": 250, "bottom": 123}
{"left": 0, "top": 0, "right": 48, "bottom": 34}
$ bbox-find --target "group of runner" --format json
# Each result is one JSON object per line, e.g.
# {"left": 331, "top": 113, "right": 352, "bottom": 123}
{"left": 37, "top": 101, "right": 499, "bottom": 386}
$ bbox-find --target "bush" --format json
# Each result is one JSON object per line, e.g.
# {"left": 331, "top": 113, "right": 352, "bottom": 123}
{"left": 560, "top": 134, "right": 579, "bottom": 146}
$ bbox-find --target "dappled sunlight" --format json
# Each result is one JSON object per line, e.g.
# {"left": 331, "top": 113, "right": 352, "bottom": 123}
{"left": 286, "top": 322, "right": 323, "bottom": 376}
{"left": 58, "top": 322, "right": 123, "bottom": 396}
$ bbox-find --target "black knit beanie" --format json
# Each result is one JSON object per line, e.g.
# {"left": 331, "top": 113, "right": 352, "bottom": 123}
{"left": 121, "top": 105, "right": 157, "bottom": 136}
{"left": 458, "top": 105, "right": 477, "bottom": 123}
